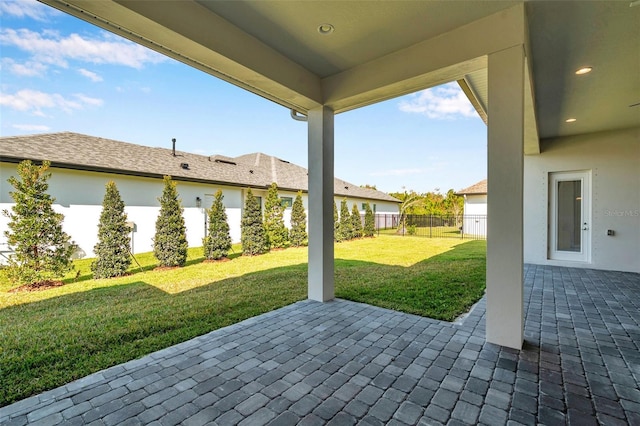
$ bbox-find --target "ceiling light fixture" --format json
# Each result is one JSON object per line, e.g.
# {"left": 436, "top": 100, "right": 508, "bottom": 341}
{"left": 565, "top": 118, "right": 577, "bottom": 123}
{"left": 575, "top": 67, "right": 592, "bottom": 75}
{"left": 318, "top": 23, "right": 335, "bottom": 35}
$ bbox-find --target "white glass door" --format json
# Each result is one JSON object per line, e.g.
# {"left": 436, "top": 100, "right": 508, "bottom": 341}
{"left": 549, "top": 171, "right": 590, "bottom": 262}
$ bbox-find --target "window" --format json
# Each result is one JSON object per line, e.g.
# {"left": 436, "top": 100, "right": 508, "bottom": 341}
{"left": 280, "top": 197, "right": 293, "bottom": 208}
{"left": 255, "top": 196, "right": 262, "bottom": 210}
{"left": 361, "top": 203, "right": 367, "bottom": 210}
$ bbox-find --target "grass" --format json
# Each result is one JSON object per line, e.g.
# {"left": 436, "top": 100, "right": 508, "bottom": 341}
{"left": 0, "top": 236, "right": 486, "bottom": 406}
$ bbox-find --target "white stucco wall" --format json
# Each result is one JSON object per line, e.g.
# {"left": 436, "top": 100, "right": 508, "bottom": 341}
{"left": 0, "top": 164, "right": 399, "bottom": 260}
{"left": 461, "top": 194, "right": 487, "bottom": 236}
{"left": 463, "top": 194, "right": 487, "bottom": 215}
{"left": 523, "top": 127, "right": 640, "bottom": 273}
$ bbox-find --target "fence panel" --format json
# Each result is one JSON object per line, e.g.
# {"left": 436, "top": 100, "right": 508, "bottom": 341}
{"left": 374, "top": 214, "right": 487, "bottom": 240}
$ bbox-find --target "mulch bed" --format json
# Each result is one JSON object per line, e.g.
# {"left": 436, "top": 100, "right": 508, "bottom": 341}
{"left": 202, "top": 257, "right": 231, "bottom": 263}
{"left": 8, "top": 280, "right": 65, "bottom": 293}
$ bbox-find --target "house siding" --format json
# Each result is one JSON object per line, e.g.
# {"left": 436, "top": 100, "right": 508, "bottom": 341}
{"left": 1, "top": 164, "right": 399, "bottom": 259}
{"left": 523, "top": 127, "right": 640, "bottom": 273}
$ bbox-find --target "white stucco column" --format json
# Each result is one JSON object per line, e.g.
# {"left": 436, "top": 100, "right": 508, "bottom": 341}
{"left": 486, "top": 45, "right": 525, "bottom": 349}
{"left": 307, "top": 106, "right": 335, "bottom": 302}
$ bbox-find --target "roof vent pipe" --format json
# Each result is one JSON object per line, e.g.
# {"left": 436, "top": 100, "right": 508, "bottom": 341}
{"left": 172, "top": 138, "right": 176, "bottom": 157}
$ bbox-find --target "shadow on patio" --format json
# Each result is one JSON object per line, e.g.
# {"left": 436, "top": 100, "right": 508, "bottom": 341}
{"left": 1, "top": 265, "right": 638, "bottom": 425}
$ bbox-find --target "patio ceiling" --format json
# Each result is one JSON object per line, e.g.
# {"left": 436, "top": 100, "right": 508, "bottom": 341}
{"left": 38, "top": 1, "right": 639, "bottom": 149}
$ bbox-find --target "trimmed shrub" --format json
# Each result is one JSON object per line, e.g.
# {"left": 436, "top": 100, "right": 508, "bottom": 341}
{"left": 363, "top": 202, "right": 376, "bottom": 237}
{"left": 351, "top": 203, "right": 363, "bottom": 239}
{"left": 153, "top": 176, "right": 188, "bottom": 267}
{"left": 92, "top": 181, "right": 132, "bottom": 278}
{"left": 338, "top": 198, "right": 353, "bottom": 241}
{"left": 289, "top": 191, "right": 307, "bottom": 247}
{"left": 2, "top": 160, "right": 76, "bottom": 285}
{"left": 264, "top": 182, "right": 289, "bottom": 249}
{"left": 203, "top": 189, "right": 232, "bottom": 260}
{"left": 333, "top": 200, "right": 340, "bottom": 242}
{"left": 241, "top": 188, "right": 269, "bottom": 255}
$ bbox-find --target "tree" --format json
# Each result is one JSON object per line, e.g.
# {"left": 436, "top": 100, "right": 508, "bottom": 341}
{"left": 91, "top": 181, "right": 131, "bottom": 278}
{"left": 203, "top": 189, "right": 232, "bottom": 260}
{"left": 338, "top": 198, "right": 353, "bottom": 241}
{"left": 264, "top": 182, "right": 289, "bottom": 249}
{"left": 2, "top": 160, "right": 76, "bottom": 285}
{"left": 241, "top": 188, "right": 269, "bottom": 255}
{"left": 153, "top": 176, "right": 188, "bottom": 267}
{"left": 363, "top": 202, "right": 375, "bottom": 237}
{"left": 351, "top": 203, "right": 363, "bottom": 238}
{"left": 333, "top": 200, "right": 340, "bottom": 242}
{"left": 289, "top": 191, "right": 307, "bottom": 247}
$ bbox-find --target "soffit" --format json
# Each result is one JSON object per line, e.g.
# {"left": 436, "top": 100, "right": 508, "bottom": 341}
{"left": 198, "top": 0, "right": 517, "bottom": 78}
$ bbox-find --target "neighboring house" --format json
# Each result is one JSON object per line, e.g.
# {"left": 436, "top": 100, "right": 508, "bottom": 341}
{"left": 0, "top": 132, "right": 399, "bottom": 259}
{"left": 455, "top": 179, "right": 487, "bottom": 237}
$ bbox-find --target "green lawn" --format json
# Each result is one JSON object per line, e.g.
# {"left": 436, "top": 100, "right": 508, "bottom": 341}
{"left": 0, "top": 236, "right": 486, "bottom": 406}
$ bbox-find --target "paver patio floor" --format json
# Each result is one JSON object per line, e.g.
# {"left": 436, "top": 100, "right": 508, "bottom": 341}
{"left": 1, "top": 265, "right": 639, "bottom": 425}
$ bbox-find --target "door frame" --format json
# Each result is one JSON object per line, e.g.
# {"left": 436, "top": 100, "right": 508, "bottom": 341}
{"left": 548, "top": 170, "right": 591, "bottom": 262}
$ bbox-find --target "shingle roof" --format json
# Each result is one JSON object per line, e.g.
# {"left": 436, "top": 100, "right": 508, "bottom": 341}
{"left": 0, "top": 132, "right": 399, "bottom": 203}
{"left": 456, "top": 179, "right": 487, "bottom": 195}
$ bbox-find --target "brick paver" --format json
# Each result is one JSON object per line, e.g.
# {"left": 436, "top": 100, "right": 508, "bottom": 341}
{"left": 1, "top": 265, "right": 638, "bottom": 425}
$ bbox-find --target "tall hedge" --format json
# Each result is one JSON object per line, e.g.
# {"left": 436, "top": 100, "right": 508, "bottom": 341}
{"left": 2, "top": 160, "right": 76, "bottom": 285}
{"left": 153, "top": 175, "right": 188, "bottom": 267}
{"left": 289, "top": 191, "right": 307, "bottom": 247}
{"left": 92, "top": 181, "right": 131, "bottom": 278}
{"left": 333, "top": 200, "right": 340, "bottom": 242}
{"left": 363, "top": 202, "right": 376, "bottom": 237}
{"left": 264, "top": 182, "right": 289, "bottom": 249}
{"left": 203, "top": 189, "right": 232, "bottom": 260}
{"left": 338, "top": 198, "right": 353, "bottom": 242}
{"left": 351, "top": 203, "right": 363, "bottom": 239}
{"left": 241, "top": 188, "right": 269, "bottom": 255}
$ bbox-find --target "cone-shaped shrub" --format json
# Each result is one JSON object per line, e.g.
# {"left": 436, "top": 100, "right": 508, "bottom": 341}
{"left": 264, "top": 183, "right": 289, "bottom": 249}
{"left": 333, "top": 200, "right": 340, "bottom": 242}
{"left": 289, "top": 191, "right": 307, "bottom": 247}
{"left": 338, "top": 198, "right": 353, "bottom": 241}
{"left": 351, "top": 203, "right": 363, "bottom": 239}
{"left": 2, "top": 160, "right": 76, "bottom": 285}
{"left": 91, "top": 181, "right": 131, "bottom": 278}
{"left": 153, "top": 176, "right": 188, "bottom": 267}
{"left": 203, "top": 189, "right": 232, "bottom": 260}
{"left": 363, "top": 202, "right": 376, "bottom": 237}
{"left": 241, "top": 188, "right": 269, "bottom": 255}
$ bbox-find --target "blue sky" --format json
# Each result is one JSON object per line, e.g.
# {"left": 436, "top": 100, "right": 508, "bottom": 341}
{"left": 0, "top": 0, "right": 487, "bottom": 194}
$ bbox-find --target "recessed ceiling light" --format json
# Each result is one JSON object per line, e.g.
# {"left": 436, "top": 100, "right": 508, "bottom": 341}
{"left": 575, "top": 67, "right": 592, "bottom": 75}
{"left": 565, "top": 118, "right": 577, "bottom": 123}
{"left": 318, "top": 23, "right": 335, "bottom": 35}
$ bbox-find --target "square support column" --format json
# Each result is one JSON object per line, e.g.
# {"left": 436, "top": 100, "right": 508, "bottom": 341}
{"left": 307, "top": 106, "right": 335, "bottom": 302}
{"left": 486, "top": 45, "right": 525, "bottom": 349}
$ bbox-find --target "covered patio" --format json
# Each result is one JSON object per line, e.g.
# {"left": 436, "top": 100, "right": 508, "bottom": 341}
{"left": 3, "top": 1, "right": 638, "bottom": 424}
{"left": 2, "top": 265, "right": 638, "bottom": 425}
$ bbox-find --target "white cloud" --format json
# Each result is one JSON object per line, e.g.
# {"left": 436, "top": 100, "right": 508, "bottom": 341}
{"left": 1, "top": 58, "right": 47, "bottom": 77}
{"left": 78, "top": 68, "right": 103, "bottom": 82}
{"left": 12, "top": 123, "right": 51, "bottom": 132}
{"left": 0, "top": 28, "right": 167, "bottom": 69}
{"left": 0, "top": 0, "right": 55, "bottom": 22}
{"left": 0, "top": 89, "right": 103, "bottom": 115}
{"left": 398, "top": 82, "right": 477, "bottom": 120}
{"left": 73, "top": 93, "right": 103, "bottom": 107}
